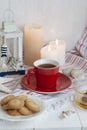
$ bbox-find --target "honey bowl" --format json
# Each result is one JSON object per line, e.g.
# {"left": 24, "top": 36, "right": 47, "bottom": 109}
{"left": 74, "top": 81, "right": 87, "bottom": 110}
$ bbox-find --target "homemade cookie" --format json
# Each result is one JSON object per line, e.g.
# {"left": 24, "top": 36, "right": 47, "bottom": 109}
{"left": 25, "top": 98, "right": 34, "bottom": 102}
{"left": 25, "top": 100, "right": 40, "bottom": 112}
{"left": 8, "top": 99, "right": 24, "bottom": 109}
{"left": 16, "top": 95, "right": 27, "bottom": 101}
{"left": 7, "top": 110, "right": 21, "bottom": 116}
{"left": 18, "top": 106, "right": 32, "bottom": 115}
{"left": 2, "top": 104, "right": 9, "bottom": 110}
{"left": 0, "top": 95, "right": 15, "bottom": 105}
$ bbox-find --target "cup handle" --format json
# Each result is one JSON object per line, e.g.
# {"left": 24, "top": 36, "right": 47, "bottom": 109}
{"left": 27, "top": 68, "right": 35, "bottom": 84}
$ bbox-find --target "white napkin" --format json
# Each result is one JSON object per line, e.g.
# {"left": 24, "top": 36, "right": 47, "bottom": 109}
{"left": 0, "top": 83, "right": 12, "bottom": 93}
{"left": 0, "top": 77, "right": 13, "bottom": 93}
{"left": 0, "top": 77, "right": 14, "bottom": 84}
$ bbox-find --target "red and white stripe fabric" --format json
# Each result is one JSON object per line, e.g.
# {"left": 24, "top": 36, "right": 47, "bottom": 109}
{"left": 75, "top": 27, "right": 87, "bottom": 59}
{"left": 65, "top": 50, "right": 87, "bottom": 72}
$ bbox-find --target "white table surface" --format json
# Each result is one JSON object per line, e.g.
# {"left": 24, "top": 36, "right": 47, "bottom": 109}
{"left": 34, "top": 101, "right": 81, "bottom": 130}
{"left": 75, "top": 104, "right": 87, "bottom": 130}
{"left": 0, "top": 101, "right": 83, "bottom": 130}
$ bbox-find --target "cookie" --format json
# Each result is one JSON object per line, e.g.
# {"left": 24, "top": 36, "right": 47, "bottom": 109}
{"left": 2, "top": 104, "right": 9, "bottom": 110}
{"left": 25, "top": 100, "right": 40, "bottom": 112}
{"left": 18, "top": 106, "right": 32, "bottom": 115}
{"left": 7, "top": 110, "right": 21, "bottom": 116}
{"left": 8, "top": 99, "right": 24, "bottom": 109}
{"left": 25, "top": 98, "right": 34, "bottom": 102}
{"left": 0, "top": 95, "right": 15, "bottom": 106}
{"left": 16, "top": 95, "right": 28, "bottom": 101}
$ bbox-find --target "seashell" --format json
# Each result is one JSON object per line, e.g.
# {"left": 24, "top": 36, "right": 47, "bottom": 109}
{"left": 71, "top": 69, "right": 85, "bottom": 79}
{"left": 59, "top": 110, "right": 75, "bottom": 119}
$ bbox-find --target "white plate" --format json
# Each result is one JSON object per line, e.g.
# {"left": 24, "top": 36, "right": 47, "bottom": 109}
{"left": 0, "top": 94, "right": 45, "bottom": 121}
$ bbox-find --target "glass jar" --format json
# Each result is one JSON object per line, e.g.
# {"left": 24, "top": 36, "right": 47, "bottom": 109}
{"left": 74, "top": 80, "right": 87, "bottom": 110}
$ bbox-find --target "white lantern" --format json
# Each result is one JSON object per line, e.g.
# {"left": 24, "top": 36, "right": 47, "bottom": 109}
{"left": 0, "top": 29, "right": 25, "bottom": 76}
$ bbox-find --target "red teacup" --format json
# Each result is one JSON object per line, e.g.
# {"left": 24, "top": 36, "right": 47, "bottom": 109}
{"left": 27, "top": 59, "right": 59, "bottom": 89}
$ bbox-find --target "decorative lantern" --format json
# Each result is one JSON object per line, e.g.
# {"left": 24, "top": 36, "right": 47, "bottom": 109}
{"left": 0, "top": 9, "right": 25, "bottom": 76}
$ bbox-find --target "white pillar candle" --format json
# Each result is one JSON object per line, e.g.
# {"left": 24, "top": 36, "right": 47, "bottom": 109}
{"left": 24, "top": 24, "right": 43, "bottom": 66}
{"left": 41, "top": 39, "right": 66, "bottom": 66}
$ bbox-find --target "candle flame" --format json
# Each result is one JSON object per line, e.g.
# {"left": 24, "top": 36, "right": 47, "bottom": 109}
{"left": 48, "top": 46, "right": 51, "bottom": 51}
{"left": 56, "top": 39, "right": 58, "bottom": 46}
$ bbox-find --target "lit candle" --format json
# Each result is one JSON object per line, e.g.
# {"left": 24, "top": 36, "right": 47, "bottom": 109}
{"left": 41, "top": 39, "right": 66, "bottom": 66}
{"left": 56, "top": 40, "right": 66, "bottom": 65}
{"left": 24, "top": 24, "right": 43, "bottom": 66}
{"left": 41, "top": 44, "right": 58, "bottom": 63}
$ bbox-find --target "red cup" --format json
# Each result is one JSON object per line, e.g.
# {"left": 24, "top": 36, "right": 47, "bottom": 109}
{"left": 27, "top": 59, "right": 59, "bottom": 89}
